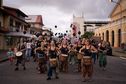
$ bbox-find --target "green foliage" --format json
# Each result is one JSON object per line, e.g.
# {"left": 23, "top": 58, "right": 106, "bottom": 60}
{"left": 81, "top": 32, "right": 94, "bottom": 39}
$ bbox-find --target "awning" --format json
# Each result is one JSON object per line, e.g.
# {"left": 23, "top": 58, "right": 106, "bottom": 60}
{"left": 5, "top": 32, "right": 32, "bottom": 38}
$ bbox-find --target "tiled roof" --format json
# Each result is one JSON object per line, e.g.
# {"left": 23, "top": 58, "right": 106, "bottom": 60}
{"left": 3, "top": 6, "right": 28, "bottom": 17}
{"left": 25, "top": 15, "right": 43, "bottom": 25}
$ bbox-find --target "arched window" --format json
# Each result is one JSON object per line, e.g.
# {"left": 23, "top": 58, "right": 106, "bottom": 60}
{"left": 112, "top": 31, "right": 114, "bottom": 47}
{"left": 118, "top": 29, "right": 121, "bottom": 47}
{"left": 102, "top": 33, "right": 104, "bottom": 40}
{"left": 106, "top": 30, "right": 109, "bottom": 42}
{"left": 99, "top": 33, "right": 101, "bottom": 37}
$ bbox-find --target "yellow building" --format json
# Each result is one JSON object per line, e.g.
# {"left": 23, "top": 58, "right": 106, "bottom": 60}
{"left": 95, "top": 0, "right": 126, "bottom": 47}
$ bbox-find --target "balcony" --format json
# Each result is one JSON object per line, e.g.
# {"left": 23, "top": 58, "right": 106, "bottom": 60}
{"left": 9, "top": 26, "right": 20, "bottom": 32}
{"left": 5, "top": 26, "right": 32, "bottom": 38}
{"left": 0, "top": 26, "right": 9, "bottom": 33}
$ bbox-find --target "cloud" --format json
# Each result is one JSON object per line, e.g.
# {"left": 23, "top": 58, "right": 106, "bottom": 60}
{"left": 3, "top": 0, "right": 117, "bottom": 33}
{"left": 4, "top": 0, "right": 116, "bottom": 18}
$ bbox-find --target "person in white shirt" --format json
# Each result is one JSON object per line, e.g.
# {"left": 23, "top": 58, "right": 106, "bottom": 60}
{"left": 25, "top": 40, "right": 32, "bottom": 61}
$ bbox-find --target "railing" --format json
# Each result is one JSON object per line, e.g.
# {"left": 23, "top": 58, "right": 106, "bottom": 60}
{"left": 0, "top": 26, "right": 9, "bottom": 33}
{"left": 9, "top": 26, "right": 19, "bottom": 32}
{"left": 9, "top": 26, "right": 31, "bottom": 36}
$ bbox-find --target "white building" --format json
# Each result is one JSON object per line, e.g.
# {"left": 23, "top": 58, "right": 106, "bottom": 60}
{"left": 70, "top": 15, "right": 109, "bottom": 37}
{"left": 71, "top": 16, "right": 84, "bottom": 36}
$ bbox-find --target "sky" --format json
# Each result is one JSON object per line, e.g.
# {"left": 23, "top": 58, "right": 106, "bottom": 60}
{"left": 3, "top": 0, "right": 116, "bottom": 34}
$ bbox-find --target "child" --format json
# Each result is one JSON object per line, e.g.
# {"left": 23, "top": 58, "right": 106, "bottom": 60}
{"left": 7, "top": 48, "right": 14, "bottom": 65}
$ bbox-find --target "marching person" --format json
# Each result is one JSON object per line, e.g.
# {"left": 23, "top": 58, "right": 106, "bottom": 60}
{"left": 59, "top": 43, "right": 69, "bottom": 72}
{"left": 98, "top": 41, "right": 107, "bottom": 70}
{"left": 47, "top": 41, "right": 59, "bottom": 80}
{"left": 68, "top": 44, "right": 77, "bottom": 65}
{"left": 7, "top": 48, "right": 14, "bottom": 65}
{"left": 25, "top": 40, "right": 32, "bottom": 61}
{"left": 14, "top": 48, "right": 26, "bottom": 71}
{"left": 91, "top": 40, "right": 98, "bottom": 64}
{"left": 79, "top": 39, "right": 97, "bottom": 82}
{"left": 35, "top": 46, "right": 47, "bottom": 74}
{"left": 76, "top": 42, "right": 82, "bottom": 72}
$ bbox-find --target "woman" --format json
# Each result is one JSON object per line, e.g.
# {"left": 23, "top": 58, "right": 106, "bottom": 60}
{"left": 35, "top": 46, "right": 46, "bottom": 74}
{"left": 59, "top": 43, "right": 69, "bottom": 72}
{"left": 98, "top": 41, "right": 107, "bottom": 70}
{"left": 47, "top": 41, "right": 59, "bottom": 80}
{"left": 79, "top": 39, "right": 97, "bottom": 82}
{"left": 76, "top": 42, "right": 82, "bottom": 72}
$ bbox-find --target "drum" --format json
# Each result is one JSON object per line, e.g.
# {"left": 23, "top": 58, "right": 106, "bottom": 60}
{"left": 77, "top": 53, "right": 83, "bottom": 60}
{"left": 15, "top": 51, "right": 23, "bottom": 57}
{"left": 82, "top": 56, "right": 92, "bottom": 65}
{"left": 60, "top": 54, "right": 68, "bottom": 61}
{"left": 49, "top": 58, "right": 57, "bottom": 67}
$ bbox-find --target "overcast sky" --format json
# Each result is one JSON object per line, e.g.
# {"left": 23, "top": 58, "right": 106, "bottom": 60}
{"left": 3, "top": 0, "right": 116, "bottom": 34}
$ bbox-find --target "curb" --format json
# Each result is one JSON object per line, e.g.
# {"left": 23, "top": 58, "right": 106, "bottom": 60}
{"left": 120, "top": 57, "right": 126, "bottom": 60}
{"left": 0, "top": 57, "right": 8, "bottom": 63}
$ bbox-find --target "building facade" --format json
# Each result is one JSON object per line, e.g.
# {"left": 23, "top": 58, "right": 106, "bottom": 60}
{"left": 25, "top": 15, "right": 44, "bottom": 35}
{"left": 70, "top": 16, "right": 84, "bottom": 37}
{"left": 84, "top": 21, "right": 109, "bottom": 32}
{"left": 70, "top": 16, "right": 109, "bottom": 37}
{"left": 95, "top": 0, "right": 126, "bottom": 47}
{"left": 0, "top": 5, "right": 31, "bottom": 50}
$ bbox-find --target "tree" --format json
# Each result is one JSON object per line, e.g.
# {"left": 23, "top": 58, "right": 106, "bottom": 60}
{"left": 81, "top": 31, "right": 94, "bottom": 39}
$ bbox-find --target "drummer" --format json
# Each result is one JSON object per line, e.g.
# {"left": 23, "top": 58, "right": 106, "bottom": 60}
{"left": 76, "top": 42, "right": 82, "bottom": 72}
{"left": 35, "top": 46, "right": 46, "bottom": 74}
{"left": 14, "top": 48, "right": 26, "bottom": 71}
{"left": 47, "top": 41, "right": 59, "bottom": 80}
{"left": 59, "top": 42, "right": 69, "bottom": 72}
{"left": 79, "top": 39, "right": 97, "bottom": 82}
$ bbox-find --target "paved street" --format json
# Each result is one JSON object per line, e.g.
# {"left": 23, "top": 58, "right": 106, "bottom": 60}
{"left": 0, "top": 56, "right": 126, "bottom": 84}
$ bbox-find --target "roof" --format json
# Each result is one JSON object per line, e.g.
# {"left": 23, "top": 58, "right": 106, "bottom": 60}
{"left": 25, "top": 15, "right": 44, "bottom": 25}
{"left": 3, "top": 6, "right": 28, "bottom": 17}
{"left": 109, "top": 0, "right": 121, "bottom": 17}
{"left": 0, "top": 7, "right": 28, "bottom": 24}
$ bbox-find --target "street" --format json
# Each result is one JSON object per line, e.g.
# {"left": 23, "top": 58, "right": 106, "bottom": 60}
{"left": 0, "top": 56, "right": 126, "bottom": 84}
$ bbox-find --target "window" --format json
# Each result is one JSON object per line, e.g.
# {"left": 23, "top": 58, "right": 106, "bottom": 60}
{"left": 0, "top": 21, "right": 1, "bottom": 27}
{"left": 5, "top": 36, "right": 14, "bottom": 46}
{"left": 10, "top": 18, "right": 13, "bottom": 26}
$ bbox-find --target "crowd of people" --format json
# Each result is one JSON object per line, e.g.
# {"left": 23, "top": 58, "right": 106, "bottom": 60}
{"left": 7, "top": 35, "right": 112, "bottom": 82}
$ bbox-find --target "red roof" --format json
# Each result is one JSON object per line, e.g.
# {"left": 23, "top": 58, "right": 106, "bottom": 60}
{"left": 25, "top": 15, "right": 44, "bottom": 26}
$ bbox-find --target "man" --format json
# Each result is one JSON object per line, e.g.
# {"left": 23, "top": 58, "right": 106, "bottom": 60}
{"left": 25, "top": 40, "right": 32, "bottom": 61}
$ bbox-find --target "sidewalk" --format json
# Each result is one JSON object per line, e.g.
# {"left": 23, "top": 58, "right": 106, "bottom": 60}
{"left": 0, "top": 50, "right": 8, "bottom": 63}
{"left": 112, "top": 48, "right": 126, "bottom": 58}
